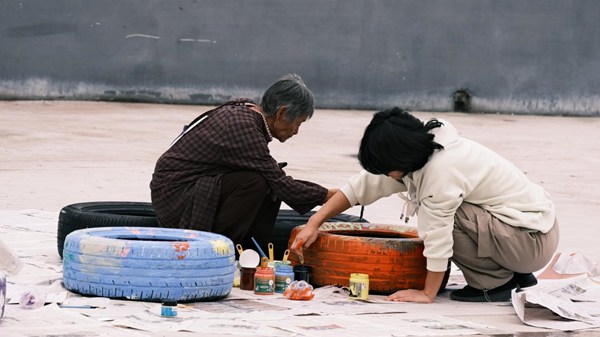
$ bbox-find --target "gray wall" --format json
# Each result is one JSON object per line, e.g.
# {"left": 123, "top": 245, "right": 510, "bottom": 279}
{"left": 1, "top": 0, "right": 599, "bottom": 115}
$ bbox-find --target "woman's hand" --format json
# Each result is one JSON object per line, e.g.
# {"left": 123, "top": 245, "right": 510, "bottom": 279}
{"left": 386, "top": 270, "right": 446, "bottom": 303}
{"left": 290, "top": 216, "right": 322, "bottom": 257}
{"left": 291, "top": 190, "right": 352, "bottom": 259}
{"left": 386, "top": 289, "right": 434, "bottom": 303}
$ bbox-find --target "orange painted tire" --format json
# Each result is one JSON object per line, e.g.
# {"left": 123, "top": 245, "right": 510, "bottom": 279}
{"left": 287, "top": 222, "right": 449, "bottom": 295}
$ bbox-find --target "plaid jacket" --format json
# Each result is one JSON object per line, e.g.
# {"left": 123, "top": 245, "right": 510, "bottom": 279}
{"left": 150, "top": 99, "right": 327, "bottom": 231}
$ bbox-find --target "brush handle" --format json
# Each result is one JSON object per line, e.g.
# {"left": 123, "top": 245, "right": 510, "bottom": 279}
{"left": 281, "top": 250, "right": 290, "bottom": 263}
{"left": 235, "top": 244, "right": 244, "bottom": 256}
{"left": 251, "top": 237, "right": 267, "bottom": 258}
{"left": 268, "top": 243, "right": 274, "bottom": 262}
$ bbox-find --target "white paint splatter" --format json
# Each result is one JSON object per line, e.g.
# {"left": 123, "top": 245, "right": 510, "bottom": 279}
{"left": 125, "top": 34, "right": 159, "bottom": 40}
{"left": 178, "top": 38, "right": 217, "bottom": 43}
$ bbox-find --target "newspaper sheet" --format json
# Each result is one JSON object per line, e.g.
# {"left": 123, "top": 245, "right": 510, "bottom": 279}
{"left": 512, "top": 252, "right": 600, "bottom": 330}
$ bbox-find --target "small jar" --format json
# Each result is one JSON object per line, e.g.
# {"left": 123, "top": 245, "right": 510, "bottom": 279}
{"left": 274, "top": 263, "right": 294, "bottom": 293}
{"left": 240, "top": 267, "right": 256, "bottom": 291}
{"left": 293, "top": 265, "right": 312, "bottom": 284}
{"left": 349, "top": 273, "right": 369, "bottom": 300}
{"left": 161, "top": 300, "right": 178, "bottom": 317}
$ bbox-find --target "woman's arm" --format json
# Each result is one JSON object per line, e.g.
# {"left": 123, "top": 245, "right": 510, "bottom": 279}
{"left": 291, "top": 170, "right": 407, "bottom": 256}
{"left": 290, "top": 190, "right": 351, "bottom": 256}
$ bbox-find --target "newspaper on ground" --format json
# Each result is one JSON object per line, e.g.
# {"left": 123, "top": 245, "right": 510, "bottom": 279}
{"left": 2, "top": 209, "right": 600, "bottom": 336}
{"left": 512, "top": 252, "right": 600, "bottom": 330}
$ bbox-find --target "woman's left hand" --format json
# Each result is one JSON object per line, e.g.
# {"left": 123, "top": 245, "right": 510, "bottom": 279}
{"left": 386, "top": 270, "right": 445, "bottom": 303}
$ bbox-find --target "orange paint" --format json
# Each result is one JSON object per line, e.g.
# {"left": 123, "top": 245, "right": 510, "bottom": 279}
{"left": 287, "top": 222, "right": 449, "bottom": 295}
{"left": 129, "top": 228, "right": 142, "bottom": 235}
{"left": 294, "top": 238, "right": 304, "bottom": 251}
{"left": 173, "top": 242, "right": 190, "bottom": 260}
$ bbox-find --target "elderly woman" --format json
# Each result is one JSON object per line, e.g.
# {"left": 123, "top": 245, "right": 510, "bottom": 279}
{"left": 151, "top": 74, "right": 336, "bottom": 251}
{"left": 292, "top": 107, "right": 559, "bottom": 303}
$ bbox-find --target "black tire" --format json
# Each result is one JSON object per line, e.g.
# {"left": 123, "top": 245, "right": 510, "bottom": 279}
{"left": 270, "top": 209, "right": 368, "bottom": 262}
{"left": 57, "top": 202, "right": 158, "bottom": 258}
{"left": 57, "top": 202, "right": 369, "bottom": 261}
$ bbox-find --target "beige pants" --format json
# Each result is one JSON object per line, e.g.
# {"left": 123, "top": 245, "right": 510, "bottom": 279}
{"left": 452, "top": 202, "right": 559, "bottom": 290}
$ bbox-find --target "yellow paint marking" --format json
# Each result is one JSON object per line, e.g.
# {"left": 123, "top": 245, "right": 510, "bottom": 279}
{"left": 210, "top": 239, "right": 233, "bottom": 256}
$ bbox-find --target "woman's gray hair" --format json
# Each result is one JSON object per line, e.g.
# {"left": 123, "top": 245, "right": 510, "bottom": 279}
{"left": 260, "top": 74, "right": 314, "bottom": 121}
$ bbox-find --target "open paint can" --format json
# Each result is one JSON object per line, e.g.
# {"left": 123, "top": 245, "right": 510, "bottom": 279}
{"left": 349, "top": 273, "right": 369, "bottom": 300}
{"left": 293, "top": 265, "right": 312, "bottom": 284}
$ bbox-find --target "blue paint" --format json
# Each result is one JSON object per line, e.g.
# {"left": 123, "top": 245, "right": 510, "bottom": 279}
{"left": 274, "top": 263, "right": 294, "bottom": 293}
{"left": 62, "top": 227, "right": 235, "bottom": 302}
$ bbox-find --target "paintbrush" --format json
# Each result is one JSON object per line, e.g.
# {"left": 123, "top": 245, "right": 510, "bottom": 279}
{"left": 59, "top": 304, "right": 105, "bottom": 309}
{"left": 250, "top": 237, "right": 267, "bottom": 258}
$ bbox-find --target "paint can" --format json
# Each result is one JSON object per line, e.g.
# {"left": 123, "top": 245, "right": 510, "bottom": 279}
{"left": 254, "top": 257, "right": 275, "bottom": 295}
{"left": 349, "top": 273, "right": 369, "bottom": 300}
{"left": 293, "top": 265, "right": 312, "bottom": 284}
{"left": 161, "top": 300, "right": 178, "bottom": 317}
{"left": 274, "top": 263, "right": 294, "bottom": 293}
{"left": 240, "top": 267, "right": 256, "bottom": 291}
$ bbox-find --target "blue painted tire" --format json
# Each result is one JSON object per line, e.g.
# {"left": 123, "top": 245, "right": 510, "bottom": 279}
{"left": 62, "top": 227, "right": 235, "bottom": 302}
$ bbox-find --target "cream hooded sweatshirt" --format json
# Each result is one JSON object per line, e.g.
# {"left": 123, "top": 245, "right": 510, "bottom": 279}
{"left": 340, "top": 120, "right": 556, "bottom": 272}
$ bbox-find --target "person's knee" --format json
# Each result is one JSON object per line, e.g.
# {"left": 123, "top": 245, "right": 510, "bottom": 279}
{"left": 241, "top": 172, "right": 269, "bottom": 194}
{"left": 218, "top": 171, "right": 271, "bottom": 207}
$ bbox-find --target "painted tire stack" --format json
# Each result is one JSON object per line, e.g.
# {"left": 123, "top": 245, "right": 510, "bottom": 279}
{"left": 56, "top": 202, "right": 368, "bottom": 260}
{"left": 62, "top": 227, "right": 235, "bottom": 302}
{"left": 288, "top": 222, "right": 449, "bottom": 295}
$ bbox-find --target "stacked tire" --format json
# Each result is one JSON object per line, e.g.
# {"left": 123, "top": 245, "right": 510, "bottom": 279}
{"left": 62, "top": 227, "right": 235, "bottom": 302}
{"left": 288, "top": 222, "right": 450, "bottom": 295}
{"left": 57, "top": 202, "right": 368, "bottom": 259}
{"left": 57, "top": 202, "right": 369, "bottom": 302}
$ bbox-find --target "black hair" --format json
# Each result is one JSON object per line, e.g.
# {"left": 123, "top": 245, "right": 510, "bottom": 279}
{"left": 358, "top": 107, "right": 444, "bottom": 175}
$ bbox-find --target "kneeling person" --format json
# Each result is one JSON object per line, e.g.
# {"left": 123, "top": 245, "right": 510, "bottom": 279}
{"left": 150, "top": 74, "right": 337, "bottom": 252}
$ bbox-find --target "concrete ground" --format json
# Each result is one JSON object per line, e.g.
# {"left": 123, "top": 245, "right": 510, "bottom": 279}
{"left": 1, "top": 100, "right": 600, "bottom": 336}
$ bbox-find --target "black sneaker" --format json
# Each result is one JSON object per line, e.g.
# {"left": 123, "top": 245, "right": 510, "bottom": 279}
{"left": 513, "top": 272, "right": 537, "bottom": 288}
{"left": 450, "top": 279, "right": 519, "bottom": 302}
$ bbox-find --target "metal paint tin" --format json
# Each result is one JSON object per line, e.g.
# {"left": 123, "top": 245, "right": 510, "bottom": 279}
{"left": 161, "top": 300, "right": 178, "bottom": 317}
{"left": 349, "top": 273, "right": 369, "bottom": 300}
{"left": 254, "top": 267, "right": 275, "bottom": 295}
{"left": 274, "top": 263, "right": 294, "bottom": 293}
{"left": 293, "top": 265, "right": 312, "bottom": 284}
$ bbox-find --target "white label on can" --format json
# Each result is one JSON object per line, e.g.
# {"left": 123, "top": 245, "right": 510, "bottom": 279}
{"left": 349, "top": 280, "right": 369, "bottom": 300}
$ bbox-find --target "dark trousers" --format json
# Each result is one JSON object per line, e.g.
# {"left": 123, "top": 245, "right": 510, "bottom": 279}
{"left": 212, "top": 171, "right": 281, "bottom": 255}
